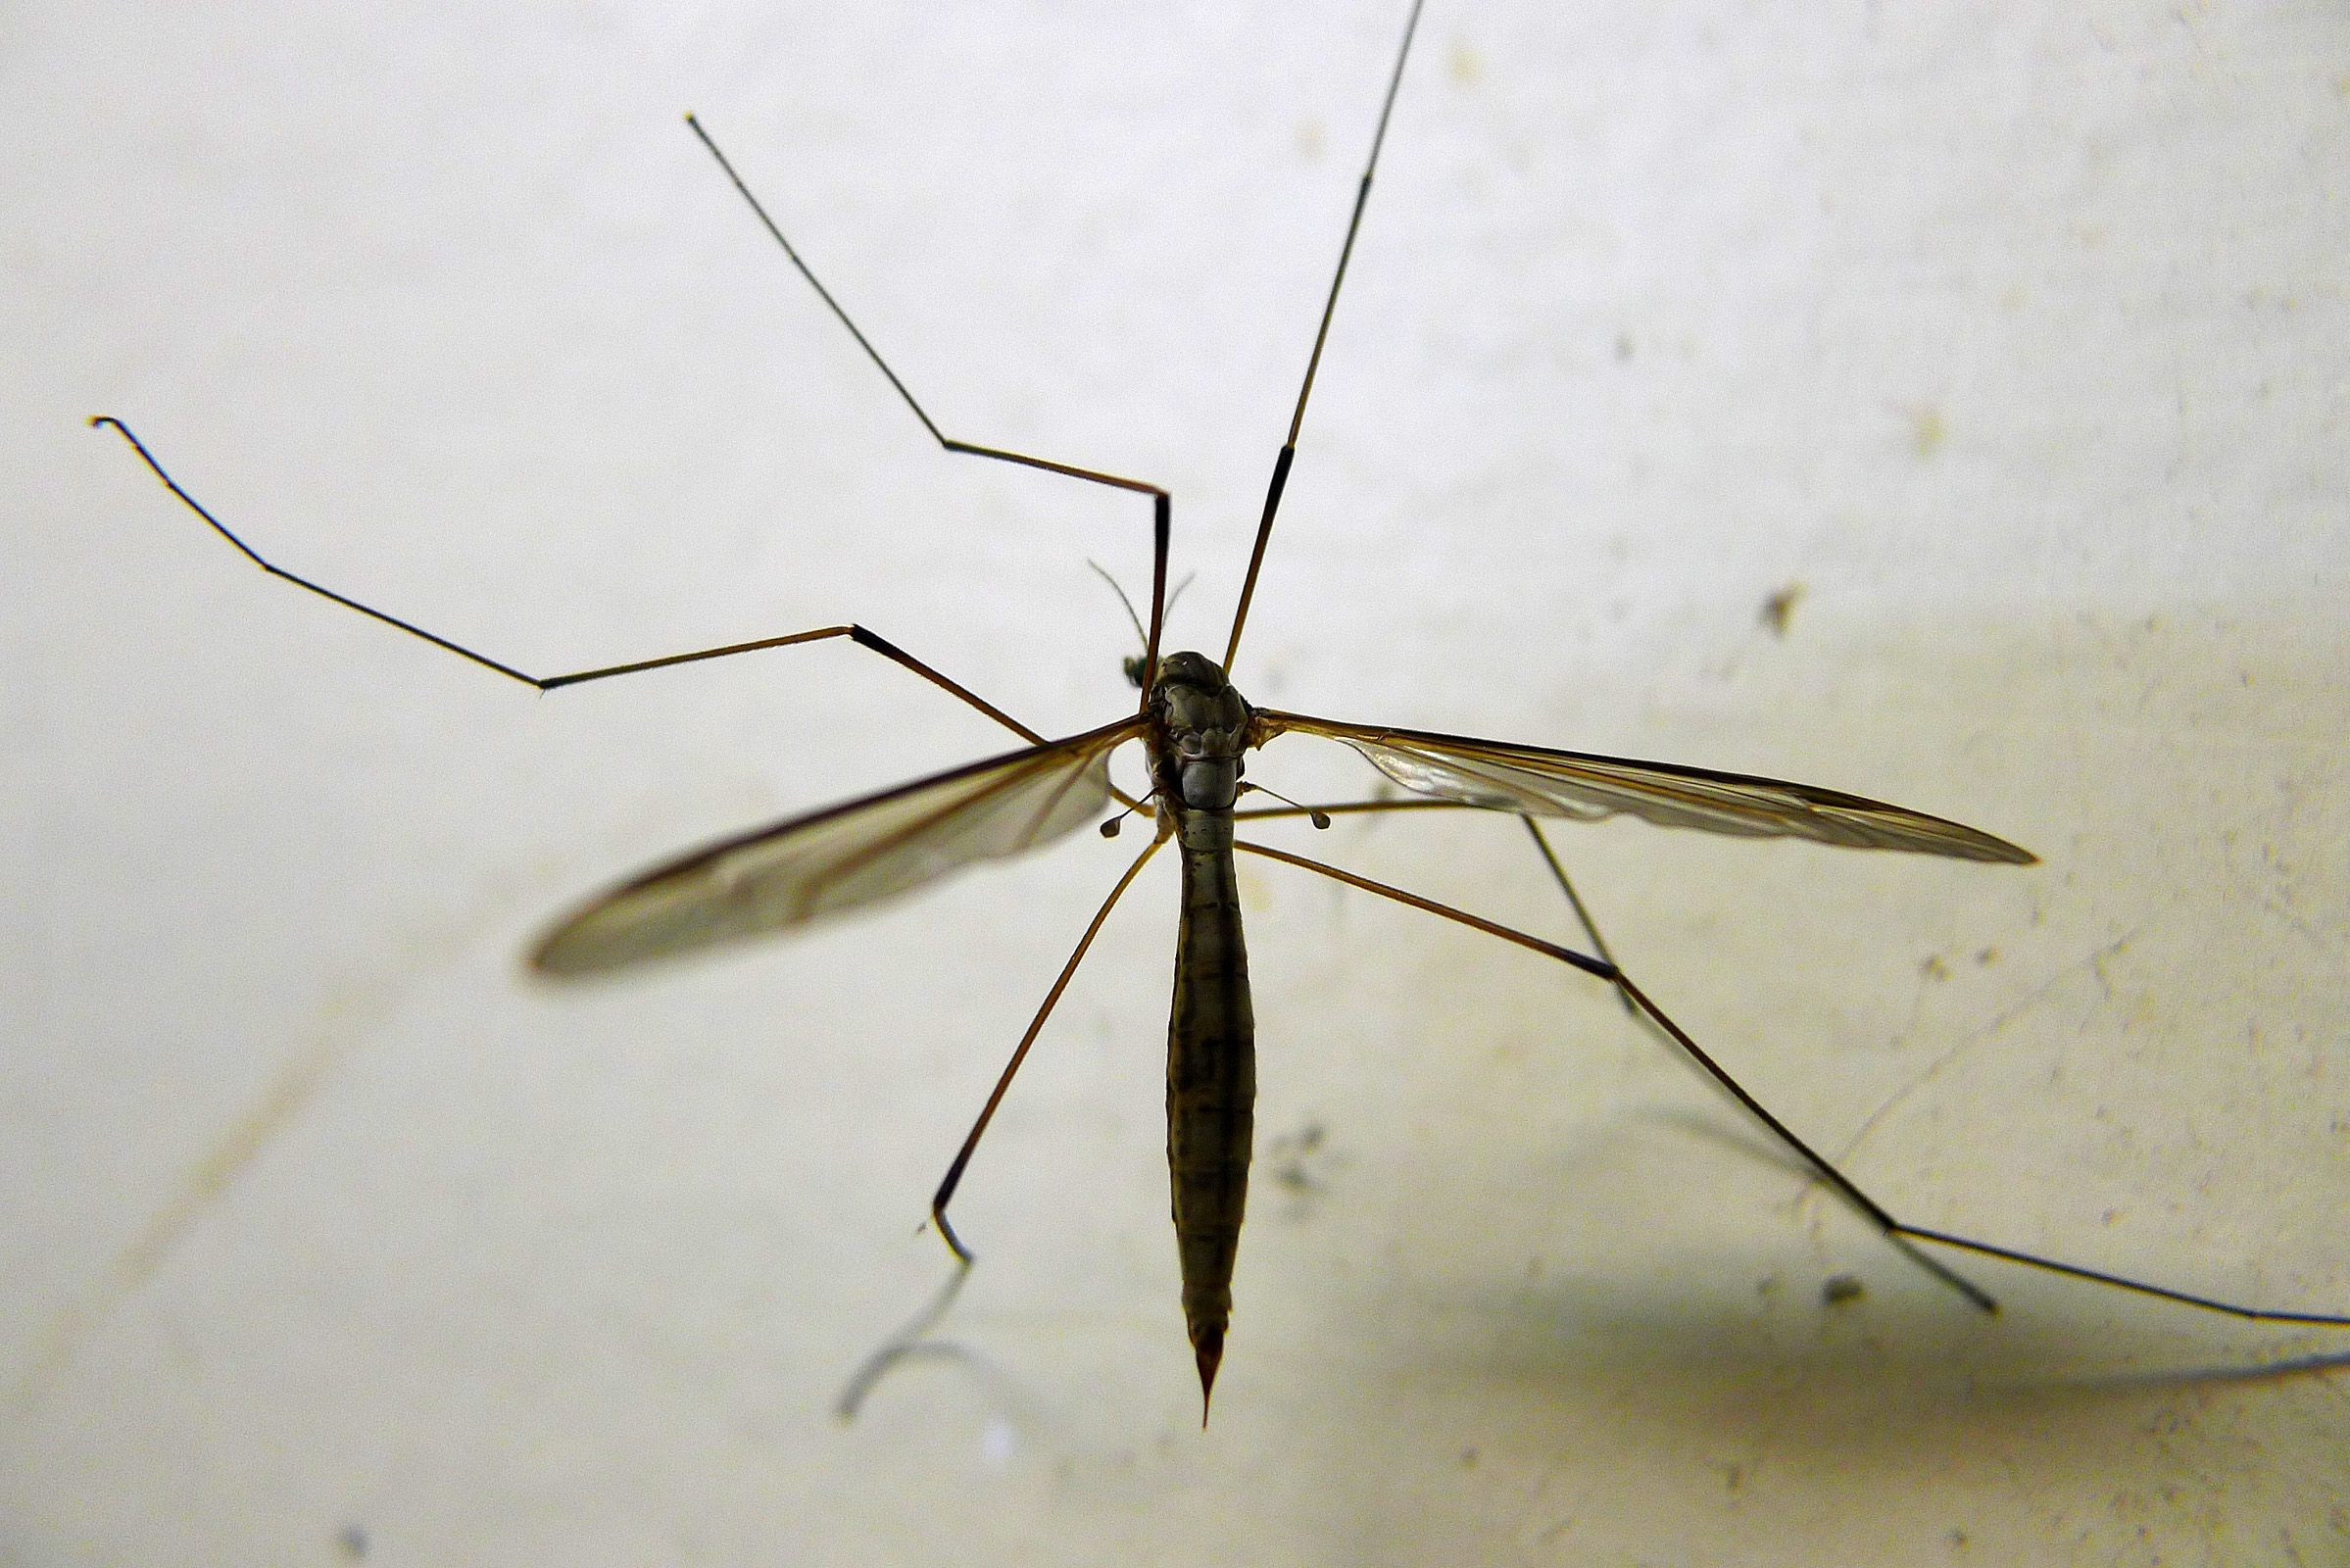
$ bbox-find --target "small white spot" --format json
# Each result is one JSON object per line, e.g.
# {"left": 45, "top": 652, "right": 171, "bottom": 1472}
{"left": 982, "top": 1419, "right": 1016, "bottom": 1466}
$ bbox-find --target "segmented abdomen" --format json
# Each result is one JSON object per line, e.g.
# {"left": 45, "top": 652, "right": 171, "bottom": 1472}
{"left": 1166, "top": 807, "right": 1254, "bottom": 1409}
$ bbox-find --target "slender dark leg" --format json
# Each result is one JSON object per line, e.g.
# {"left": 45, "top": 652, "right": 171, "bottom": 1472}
{"left": 1235, "top": 800, "right": 1632, "bottom": 1009}
{"left": 91, "top": 416, "right": 1048, "bottom": 736}
{"left": 682, "top": 118, "right": 1174, "bottom": 704}
{"left": 1234, "top": 838, "right": 2350, "bottom": 1331}
{"left": 1236, "top": 798, "right": 1659, "bottom": 1019}
{"left": 837, "top": 833, "right": 1166, "bottom": 1417}
{"left": 1222, "top": 0, "right": 1427, "bottom": 669}
{"left": 1521, "top": 816, "right": 1639, "bottom": 1019}
{"left": 101, "top": 105, "right": 1189, "bottom": 715}
{"left": 928, "top": 834, "right": 1166, "bottom": 1261}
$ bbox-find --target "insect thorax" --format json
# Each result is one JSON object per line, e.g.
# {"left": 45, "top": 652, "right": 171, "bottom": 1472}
{"left": 1149, "top": 652, "right": 1251, "bottom": 815}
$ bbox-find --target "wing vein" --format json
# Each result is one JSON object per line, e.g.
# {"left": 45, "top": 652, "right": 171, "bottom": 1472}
{"left": 1255, "top": 709, "right": 2032, "bottom": 863}
{"left": 533, "top": 714, "right": 1147, "bottom": 976}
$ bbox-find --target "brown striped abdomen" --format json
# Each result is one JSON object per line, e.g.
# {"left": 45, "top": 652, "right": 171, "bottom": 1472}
{"left": 1166, "top": 807, "right": 1254, "bottom": 1414}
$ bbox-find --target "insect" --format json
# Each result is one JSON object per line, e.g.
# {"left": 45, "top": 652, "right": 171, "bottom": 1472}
{"left": 92, "top": 0, "right": 2348, "bottom": 1423}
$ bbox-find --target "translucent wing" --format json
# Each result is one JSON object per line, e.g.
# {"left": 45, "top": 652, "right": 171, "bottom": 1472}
{"left": 1255, "top": 710, "right": 2033, "bottom": 863}
{"left": 533, "top": 714, "right": 1147, "bottom": 977}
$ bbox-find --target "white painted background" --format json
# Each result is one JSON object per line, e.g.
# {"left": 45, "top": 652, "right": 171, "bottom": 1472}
{"left": 7, "top": 2, "right": 2346, "bottom": 1562}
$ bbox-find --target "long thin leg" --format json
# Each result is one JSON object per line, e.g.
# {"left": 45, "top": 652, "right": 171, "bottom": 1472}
{"left": 92, "top": 416, "right": 1046, "bottom": 739}
{"left": 836, "top": 833, "right": 1166, "bottom": 1417}
{"left": 1235, "top": 798, "right": 1643, "bottom": 1019}
{"left": 1223, "top": 0, "right": 1427, "bottom": 669}
{"left": 1235, "top": 838, "right": 2350, "bottom": 1330}
{"left": 929, "top": 833, "right": 1166, "bottom": 1261}
{"left": 105, "top": 104, "right": 1189, "bottom": 710}
{"left": 1243, "top": 798, "right": 1636, "bottom": 994}
{"left": 1521, "top": 817, "right": 1639, "bottom": 1019}
{"left": 684, "top": 117, "right": 1173, "bottom": 703}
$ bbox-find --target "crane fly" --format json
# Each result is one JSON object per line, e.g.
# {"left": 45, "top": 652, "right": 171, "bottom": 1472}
{"left": 93, "top": 0, "right": 2349, "bottom": 1422}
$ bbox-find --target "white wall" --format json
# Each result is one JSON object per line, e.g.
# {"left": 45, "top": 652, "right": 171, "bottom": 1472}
{"left": 8, "top": 2, "right": 2346, "bottom": 1562}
